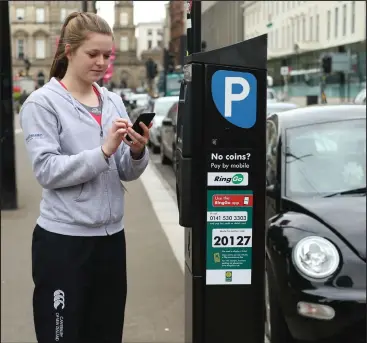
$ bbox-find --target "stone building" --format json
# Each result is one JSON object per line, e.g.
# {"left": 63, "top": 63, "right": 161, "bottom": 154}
{"left": 168, "top": 0, "right": 186, "bottom": 67}
{"left": 9, "top": 0, "right": 145, "bottom": 89}
{"left": 9, "top": 1, "right": 93, "bottom": 85}
{"left": 112, "top": 1, "right": 145, "bottom": 89}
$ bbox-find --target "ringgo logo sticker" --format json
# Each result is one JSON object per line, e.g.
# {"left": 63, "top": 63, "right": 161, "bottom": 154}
{"left": 207, "top": 173, "right": 248, "bottom": 186}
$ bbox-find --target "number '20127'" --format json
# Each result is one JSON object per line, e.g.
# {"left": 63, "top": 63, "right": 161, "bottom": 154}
{"left": 213, "top": 236, "right": 251, "bottom": 246}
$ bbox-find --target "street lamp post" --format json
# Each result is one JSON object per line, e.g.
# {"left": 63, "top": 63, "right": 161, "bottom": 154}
{"left": 82, "top": 0, "right": 88, "bottom": 12}
{"left": 0, "top": 1, "right": 18, "bottom": 210}
{"left": 186, "top": 1, "right": 202, "bottom": 56}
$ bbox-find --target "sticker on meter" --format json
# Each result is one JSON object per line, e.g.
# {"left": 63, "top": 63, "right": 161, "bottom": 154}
{"left": 207, "top": 211, "right": 248, "bottom": 222}
{"left": 212, "top": 228, "right": 252, "bottom": 248}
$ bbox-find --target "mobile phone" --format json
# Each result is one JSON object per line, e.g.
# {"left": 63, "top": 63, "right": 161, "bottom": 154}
{"left": 125, "top": 112, "right": 155, "bottom": 142}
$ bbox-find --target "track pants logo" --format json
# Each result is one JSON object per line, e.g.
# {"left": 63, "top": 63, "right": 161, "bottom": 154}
{"left": 54, "top": 290, "right": 65, "bottom": 310}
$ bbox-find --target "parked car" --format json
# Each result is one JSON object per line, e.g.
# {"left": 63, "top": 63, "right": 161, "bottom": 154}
{"left": 267, "top": 101, "right": 298, "bottom": 116}
{"left": 354, "top": 88, "right": 366, "bottom": 105}
{"left": 267, "top": 88, "right": 278, "bottom": 103}
{"left": 265, "top": 105, "right": 366, "bottom": 343}
{"left": 160, "top": 100, "right": 179, "bottom": 170}
{"left": 128, "top": 93, "right": 150, "bottom": 109}
{"left": 149, "top": 96, "right": 179, "bottom": 153}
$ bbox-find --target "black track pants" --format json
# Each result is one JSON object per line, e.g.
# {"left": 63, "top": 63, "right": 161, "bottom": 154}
{"left": 32, "top": 225, "right": 127, "bottom": 343}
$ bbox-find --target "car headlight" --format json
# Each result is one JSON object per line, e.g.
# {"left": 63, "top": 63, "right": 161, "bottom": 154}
{"left": 292, "top": 236, "right": 340, "bottom": 279}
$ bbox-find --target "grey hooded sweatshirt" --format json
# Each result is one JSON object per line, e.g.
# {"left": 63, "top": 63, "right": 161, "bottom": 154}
{"left": 20, "top": 77, "right": 149, "bottom": 236}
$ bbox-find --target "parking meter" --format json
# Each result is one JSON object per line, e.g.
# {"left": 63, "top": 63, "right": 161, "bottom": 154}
{"left": 176, "top": 35, "right": 267, "bottom": 343}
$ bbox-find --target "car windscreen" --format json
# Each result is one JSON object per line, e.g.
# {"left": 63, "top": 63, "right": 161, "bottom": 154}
{"left": 285, "top": 118, "right": 366, "bottom": 197}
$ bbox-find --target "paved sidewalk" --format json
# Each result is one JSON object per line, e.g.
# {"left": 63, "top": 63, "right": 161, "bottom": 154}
{"left": 1, "top": 132, "right": 185, "bottom": 343}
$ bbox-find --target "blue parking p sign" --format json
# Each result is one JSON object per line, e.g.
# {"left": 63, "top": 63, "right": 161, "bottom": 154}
{"left": 211, "top": 70, "right": 257, "bottom": 129}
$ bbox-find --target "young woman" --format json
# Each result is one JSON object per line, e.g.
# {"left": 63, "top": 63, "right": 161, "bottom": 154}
{"left": 20, "top": 12, "right": 151, "bottom": 343}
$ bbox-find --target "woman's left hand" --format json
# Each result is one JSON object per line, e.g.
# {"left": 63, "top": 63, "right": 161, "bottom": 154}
{"left": 123, "top": 122, "right": 153, "bottom": 158}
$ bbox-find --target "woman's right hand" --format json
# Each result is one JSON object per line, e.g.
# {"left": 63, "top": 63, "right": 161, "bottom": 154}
{"left": 102, "top": 118, "right": 131, "bottom": 157}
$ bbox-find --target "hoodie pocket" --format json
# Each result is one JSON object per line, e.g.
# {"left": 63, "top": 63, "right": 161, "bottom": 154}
{"left": 74, "top": 183, "right": 85, "bottom": 201}
{"left": 69, "top": 174, "right": 109, "bottom": 225}
{"left": 74, "top": 182, "right": 91, "bottom": 202}
{"left": 107, "top": 168, "right": 125, "bottom": 223}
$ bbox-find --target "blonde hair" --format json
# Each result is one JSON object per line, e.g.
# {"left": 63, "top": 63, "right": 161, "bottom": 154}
{"left": 49, "top": 12, "right": 113, "bottom": 80}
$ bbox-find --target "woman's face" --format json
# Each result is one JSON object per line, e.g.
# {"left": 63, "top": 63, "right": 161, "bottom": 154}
{"left": 67, "top": 32, "right": 113, "bottom": 83}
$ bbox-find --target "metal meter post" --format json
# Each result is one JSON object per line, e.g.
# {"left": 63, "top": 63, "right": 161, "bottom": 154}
{"left": 176, "top": 35, "right": 268, "bottom": 343}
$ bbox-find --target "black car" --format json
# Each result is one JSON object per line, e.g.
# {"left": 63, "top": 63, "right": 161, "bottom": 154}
{"left": 265, "top": 105, "right": 366, "bottom": 343}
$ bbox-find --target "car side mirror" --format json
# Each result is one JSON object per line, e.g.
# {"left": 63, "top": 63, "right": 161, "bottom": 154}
{"left": 162, "top": 118, "right": 173, "bottom": 126}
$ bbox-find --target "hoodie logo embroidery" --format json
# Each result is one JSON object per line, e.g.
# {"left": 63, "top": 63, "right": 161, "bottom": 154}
{"left": 26, "top": 133, "right": 44, "bottom": 143}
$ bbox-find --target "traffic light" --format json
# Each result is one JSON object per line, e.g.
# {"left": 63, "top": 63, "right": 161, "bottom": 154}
{"left": 321, "top": 56, "right": 332, "bottom": 74}
{"left": 163, "top": 49, "right": 175, "bottom": 74}
{"left": 146, "top": 58, "right": 158, "bottom": 80}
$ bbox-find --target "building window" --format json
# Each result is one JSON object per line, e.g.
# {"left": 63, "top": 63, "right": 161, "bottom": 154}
{"left": 16, "top": 39, "right": 25, "bottom": 59}
{"left": 316, "top": 14, "right": 319, "bottom": 41}
{"left": 36, "top": 39, "right": 46, "bottom": 59}
{"left": 302, "top": 16, "right": 306, "bottom": 41}
{"left": 309, "top": 16, "right": 313, "bottom": 41}
{"left": 120, "top": 12, "right": 128, "bottom": 26}
{"left": 351, "top": 1, "right": 355, "bottom": 34}
{"left": 36, "top": 8, "right": 45, "bottom": 23}
{"left": 282, "top": 26, "right": 285, "bottom": 48}
{"left": 342, "top": 4, "right": 347, "bottom": 36}
{"left": 147, "top": 29, "right": 152, "bottom": 35}
{"left": 157, "top": 40, "right": 163, "bottom": 48}
{"left": 296, "top": 17, "right": 300, "bottom": 42}
{"left": 334, "top": 7, "right": 338, "bottom": 38}
{"left": 147, "top": 40, "right": 152, "bottom": 49}
{"left": 60, "top": 9, "right": 66, "bottom": 23}
{"left": 327, "top": 10, "right": 331, "bottom": 39}
{"left": 157, "top": 29, "right": 163, "bottom": 36}
{"left": 120, "top": 37, "right": 128, "bottom": 51}
{"left": 16, "top": 8, "right": 25, "bottom": 20}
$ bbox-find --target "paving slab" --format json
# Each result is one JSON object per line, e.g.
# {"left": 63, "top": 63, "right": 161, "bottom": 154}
{"left": 1, "top": 132, "right": 184, "bottom": 343}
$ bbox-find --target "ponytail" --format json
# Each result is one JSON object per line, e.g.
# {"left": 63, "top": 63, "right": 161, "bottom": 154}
{"left": 49, "top": 12, "right": 113, "bottom": 80}
{"left": 49, "top": 12, "right": 80, "bottom": 80}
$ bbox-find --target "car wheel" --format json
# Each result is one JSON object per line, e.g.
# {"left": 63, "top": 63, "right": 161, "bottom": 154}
{"left": 265, "top": 259, "right": 296, "bottom": 343}
{"left": 160, "top": 141, "right": 170, "bottom": 165}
